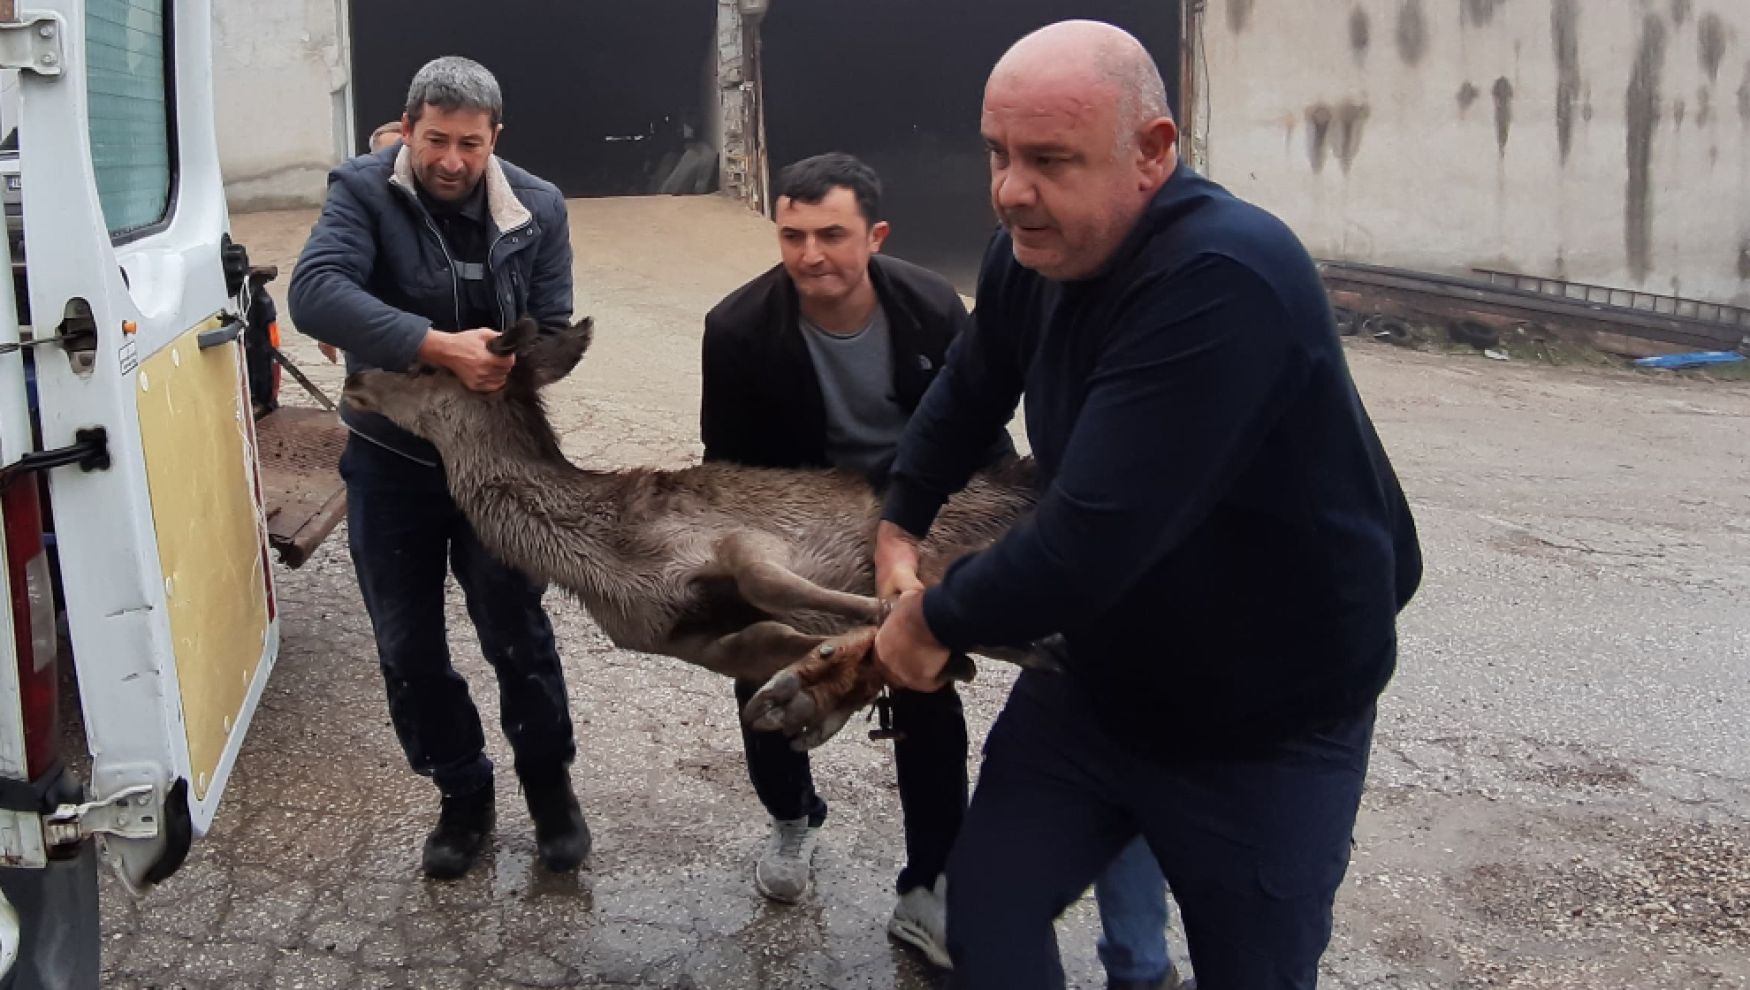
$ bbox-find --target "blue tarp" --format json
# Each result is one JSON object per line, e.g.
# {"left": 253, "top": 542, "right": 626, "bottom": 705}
{"left": 1632, "top": 351, "right": 1747, "bottom": 370}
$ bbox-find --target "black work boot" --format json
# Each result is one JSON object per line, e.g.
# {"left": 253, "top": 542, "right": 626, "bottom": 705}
{"left": 520, "top": 765, "right": 591, "bottom": 872}
{"left": 1108, "top": 974, "right": 1195, "bottom": 990}
{"left": 421, "top": 784, "right": 494, "bottom": 880}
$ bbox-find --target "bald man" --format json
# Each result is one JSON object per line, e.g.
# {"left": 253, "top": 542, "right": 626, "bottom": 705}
{"left": 871, "top": 20, "right": 1422, "bottom": 989}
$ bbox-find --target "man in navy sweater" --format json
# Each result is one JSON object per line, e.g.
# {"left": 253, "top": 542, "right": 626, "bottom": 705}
{"left": 871, "top": 20, "right": 1422, "bottom": 989}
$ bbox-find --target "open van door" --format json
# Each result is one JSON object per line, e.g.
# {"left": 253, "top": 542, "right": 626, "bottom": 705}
{"left": 12, "top": 0, "right": 279, "bottom": 892}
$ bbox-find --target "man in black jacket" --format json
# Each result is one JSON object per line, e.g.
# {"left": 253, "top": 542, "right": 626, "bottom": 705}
{"left": 873, "top": 22, "right": 1422, "bottom": 989}
{"left": 700, "top": 154, "right": 976, "bottom": 966}
{"left": 289, "top": 56, "right": 588, "bottom": 882}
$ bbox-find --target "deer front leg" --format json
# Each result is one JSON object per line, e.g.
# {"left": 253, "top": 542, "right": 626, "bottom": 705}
{"left": 715, "top": 532, "right": 884, "bottom": 624}
{"left": 741, "top": 626, "right": 886, "bottom": 752}
{"left": 670, "top": 620, "right": 829, "bottom": 682}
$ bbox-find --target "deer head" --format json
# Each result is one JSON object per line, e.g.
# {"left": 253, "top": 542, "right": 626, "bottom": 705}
{"left": 341, "top": 316, "right": 594, "bottom": 459}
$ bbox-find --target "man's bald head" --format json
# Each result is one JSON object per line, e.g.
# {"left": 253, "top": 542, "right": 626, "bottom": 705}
{"left": 980, "top": 20, "right": 1179, "bottom": 280}
{"left": 988, "top": 20, "right": 1171, "bottom": 154}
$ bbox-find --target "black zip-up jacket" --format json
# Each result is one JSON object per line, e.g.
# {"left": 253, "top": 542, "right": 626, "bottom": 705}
{"left": 700, "top": 254, "right": 1011, "bottom": 479}
{"left": 882, "top": 164, "right": 1423, "bottom": 756}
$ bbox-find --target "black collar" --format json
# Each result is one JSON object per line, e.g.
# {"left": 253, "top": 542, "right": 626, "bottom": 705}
{"left": 417, "top": 176, "right": 489, "bottom": 224}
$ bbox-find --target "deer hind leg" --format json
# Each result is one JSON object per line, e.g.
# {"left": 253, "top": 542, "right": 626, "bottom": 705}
{"left": 714, "top": 532, "right": 883, "bottom": 625}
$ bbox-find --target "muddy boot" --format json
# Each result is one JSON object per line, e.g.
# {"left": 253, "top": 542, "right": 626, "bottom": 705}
{"left": 520, "top": 765, "right": 591, "bottom": 872}
{"left": 421, "top": 784, "right": 494, "bottom": 880}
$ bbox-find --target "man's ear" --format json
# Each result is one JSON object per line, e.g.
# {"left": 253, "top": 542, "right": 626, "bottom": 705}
{"left": 1136, "top": 117, "right": 1179, "bottom": 188}
{"left": 869, "top": 220, "right": 891, "bottom": 254}
{"left": 490, "top": 317, "right": 542, "bottom": 356}
{"left": 523, "top": 317, "right": 596, "bottom": 387}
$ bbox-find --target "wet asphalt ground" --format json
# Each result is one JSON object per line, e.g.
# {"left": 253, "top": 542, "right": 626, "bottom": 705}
{"left": 92, "top": 197, "right": 1750, "bottom": 989}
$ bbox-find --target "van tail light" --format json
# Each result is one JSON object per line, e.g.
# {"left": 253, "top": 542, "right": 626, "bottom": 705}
{"left": 3, "top": 478, "right": 58, "bottom": 781}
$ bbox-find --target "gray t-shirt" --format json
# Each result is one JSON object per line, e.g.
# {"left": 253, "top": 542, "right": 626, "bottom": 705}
{"left": 799, "top": 304, "right": 910, "bottom": 476}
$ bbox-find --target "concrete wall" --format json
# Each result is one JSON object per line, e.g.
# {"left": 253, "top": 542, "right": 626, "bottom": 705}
{"left": 211, "top": 0, "right": 351, "bottom": 211}
{"left": 715, "top": 0, "right": 767, "bottom": 213}
{"left": 1198, "top": 0, "right": 1750, "bottom": 306}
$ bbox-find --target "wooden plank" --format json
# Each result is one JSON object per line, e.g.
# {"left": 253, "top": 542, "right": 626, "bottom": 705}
{"left": 253, "top": 405, "right": 347, "bottom": 569}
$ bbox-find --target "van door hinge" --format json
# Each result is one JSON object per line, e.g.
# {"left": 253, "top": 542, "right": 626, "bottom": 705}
{"left": 43, "top": 784, "right": 158, "bottom": 846}
{"left": 0, "top": 9, "right": 65, "bottom": 77}
{"left": 0, "top": 326, "right": 97, "bottom": 356}
{"left": 0, "top": 427, "right": 108, "bottom": 490}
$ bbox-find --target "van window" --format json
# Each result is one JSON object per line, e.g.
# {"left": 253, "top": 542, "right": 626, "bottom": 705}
{"left": 86, "top": 0, "right": 175, "bottom": 238}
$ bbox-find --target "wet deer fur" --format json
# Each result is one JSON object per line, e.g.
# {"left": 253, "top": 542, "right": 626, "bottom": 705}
{"left": 341, "top": 317, "right": 1043, "bottom": 747}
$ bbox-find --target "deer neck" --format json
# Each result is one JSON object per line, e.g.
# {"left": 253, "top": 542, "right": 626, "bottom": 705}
{"left": 433, "top": 430, "right": 629, "bottom": 592}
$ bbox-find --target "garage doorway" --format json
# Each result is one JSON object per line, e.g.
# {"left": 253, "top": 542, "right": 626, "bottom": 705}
{"left": 761, "top": 2, "right": 1181, "bottom": 292}
{"left": 350, "top": 0, "right": 720, "bottom": 198}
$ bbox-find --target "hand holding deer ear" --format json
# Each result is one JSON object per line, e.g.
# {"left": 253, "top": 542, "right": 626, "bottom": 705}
{"left": 417, "top": 327, "right": 516, "bottom": 392}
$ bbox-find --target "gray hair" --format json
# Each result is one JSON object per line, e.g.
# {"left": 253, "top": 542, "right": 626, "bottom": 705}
{"left": 404, "top": 56, "right": 503, "bottom": 127}
{"left": 1104, "top": 49, "right": 1170, "bottom": 133}
{"left": 1066, "top": 29, "right": 1171, "bottom": 156}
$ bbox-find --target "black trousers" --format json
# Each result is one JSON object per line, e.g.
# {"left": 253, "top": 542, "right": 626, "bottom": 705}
{"left": 342, "top": 437, "right": 576, "bottom": 798}
{"left": 946, "top": 669, "right": 1375, "bottom": 990}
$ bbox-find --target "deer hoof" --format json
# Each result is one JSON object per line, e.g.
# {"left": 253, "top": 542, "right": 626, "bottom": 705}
{"left": 742, "top": 627, "right": 882, "bottom": 748}
{"left": 743, "top": 670, "right": 816, "bottom": 735}
{"left": 790, "top": 708, "right": 856, "bottom": 752}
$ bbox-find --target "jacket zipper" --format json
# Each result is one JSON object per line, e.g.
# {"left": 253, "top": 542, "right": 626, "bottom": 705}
{"left": 485, "top": 218, "right": 532, "bottom": 331}
{"left": 487, "top": 229, "right": 508, "bottom": 331}
{"left": 422, "top": 213, "right": 463, "bottom": 331}
{"left": 393, "top": 180, "right": 463, "bottom": 330}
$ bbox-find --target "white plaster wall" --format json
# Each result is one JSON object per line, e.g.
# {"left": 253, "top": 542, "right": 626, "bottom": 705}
{"left": 1200, "top": 0, "right": 1750, "bottom": 306}
{"left": 211, "top": 0, "right": 350, "bottom": 211}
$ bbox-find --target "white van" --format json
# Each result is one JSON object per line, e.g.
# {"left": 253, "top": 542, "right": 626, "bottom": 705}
{"left": 0, "top": 1, "right": 343, "bottom": 984}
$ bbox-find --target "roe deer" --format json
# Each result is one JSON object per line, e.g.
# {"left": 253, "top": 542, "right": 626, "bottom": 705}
{"left": 340, "top": 317, "right": 1050, "bottom": 749}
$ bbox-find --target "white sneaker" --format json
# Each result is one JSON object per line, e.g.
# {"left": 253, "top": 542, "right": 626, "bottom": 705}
{"left": 887, "top": 875, "right": 952, "bottom": 970}
{"left": 755, "top": 816, "right": 819, "bottom": 903}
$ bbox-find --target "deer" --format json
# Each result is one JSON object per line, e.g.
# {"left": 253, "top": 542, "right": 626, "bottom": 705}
{"left": 339, "top": 316, "right": 1053, "bottom": 750}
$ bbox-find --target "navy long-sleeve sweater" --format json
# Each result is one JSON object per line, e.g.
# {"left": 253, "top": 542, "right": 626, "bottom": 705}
{"left": 881, "top": 164, "right": 1423, "bottom": 756}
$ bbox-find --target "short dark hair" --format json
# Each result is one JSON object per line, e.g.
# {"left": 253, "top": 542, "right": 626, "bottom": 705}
{"left": 775, "top": 153, "right": 882, "bottom": 227}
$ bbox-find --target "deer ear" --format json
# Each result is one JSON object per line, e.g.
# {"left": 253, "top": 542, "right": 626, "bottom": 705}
{"left": 524, "top": 317, "right": 594, "bottom": 387}
{"left": 489, "top": 317, "right": 542, "bottom": 356}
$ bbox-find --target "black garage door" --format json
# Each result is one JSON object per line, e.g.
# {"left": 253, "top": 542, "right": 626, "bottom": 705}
{"left": 350, "top": 0, "right": 718, "bottom": 198}
{"left": 762, "top": 2, "right": 1181, "bottom": 293}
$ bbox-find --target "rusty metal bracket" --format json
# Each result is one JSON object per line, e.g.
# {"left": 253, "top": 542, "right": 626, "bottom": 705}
{"left": 867, "top": 689, "right": 904, "bottom": 743}
{"left": 269, "top": 347, "right": 338, "bottom": 412}
{"left": 43, "top": 784, "right": 158, "bottom": 846}
{"left": 0, "top": 9, "right": 64, "bottom": 77}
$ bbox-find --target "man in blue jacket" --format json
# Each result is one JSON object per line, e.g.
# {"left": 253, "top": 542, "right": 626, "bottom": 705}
{"left": 288, "top": 56, "right": 588, "bottom": 881}
{"left": 872, "top": 21, "right": 1423, "bottom": 989}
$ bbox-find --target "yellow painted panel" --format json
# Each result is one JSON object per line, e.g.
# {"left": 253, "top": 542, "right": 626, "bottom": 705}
{"left": 135, "top": 321, "right": 270, "bottom": 801}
